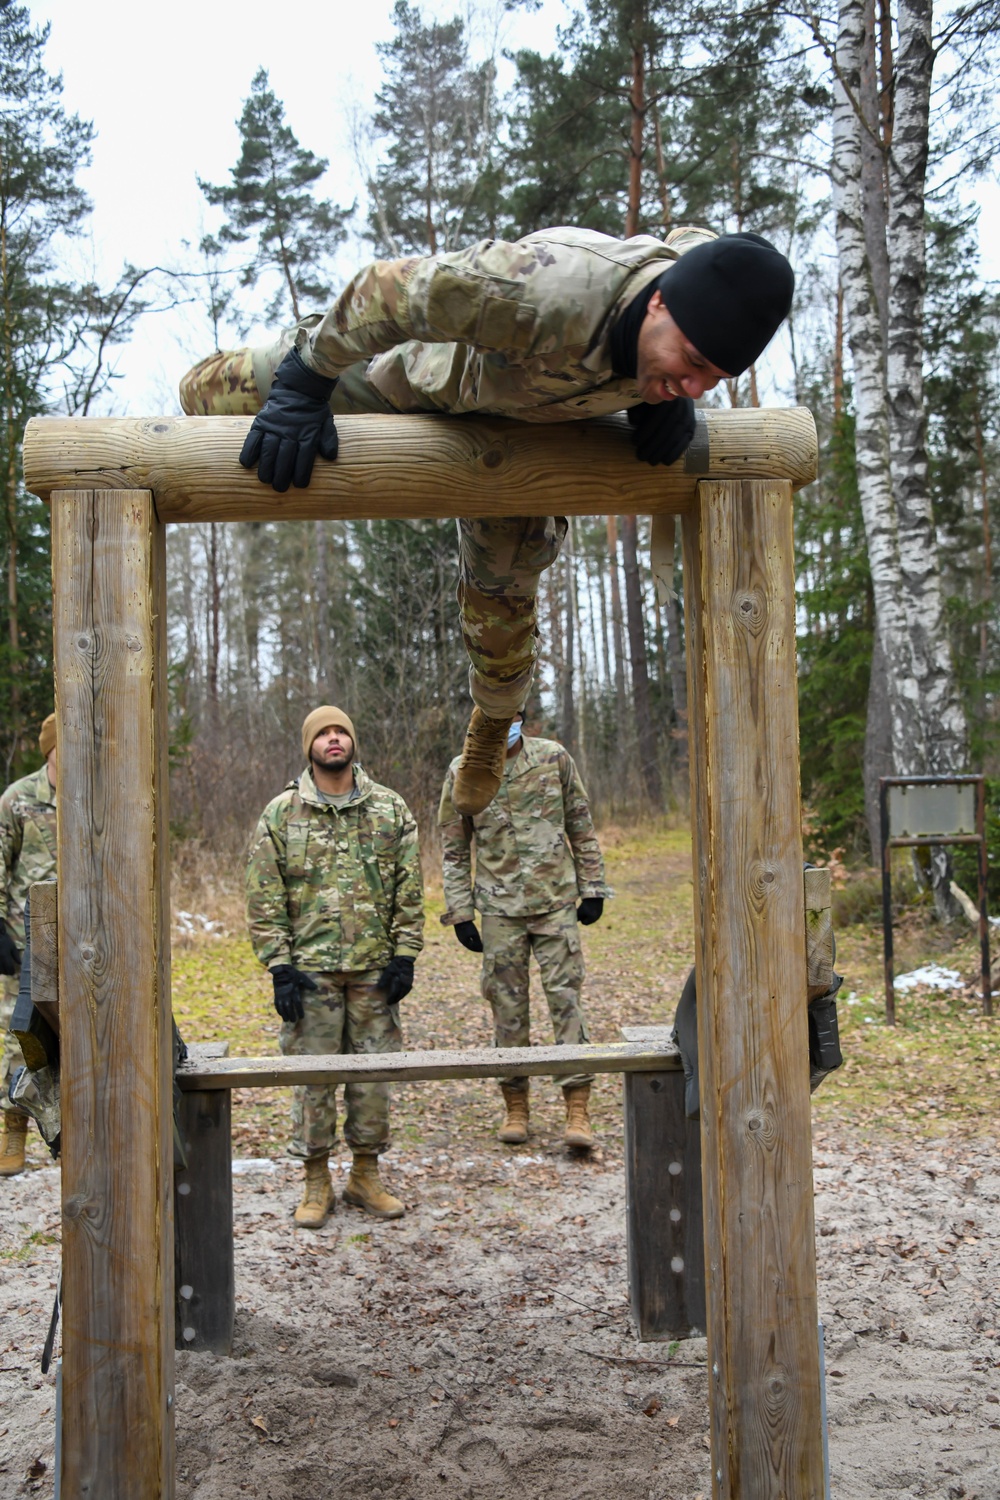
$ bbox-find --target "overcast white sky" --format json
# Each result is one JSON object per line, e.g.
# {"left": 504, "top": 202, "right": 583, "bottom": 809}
{"left": 34, "top": 0, "right": 1000, "bottom": 416}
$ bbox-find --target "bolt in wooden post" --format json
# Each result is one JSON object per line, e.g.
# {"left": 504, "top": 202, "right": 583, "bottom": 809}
{"left": 53, "top": 490, "right": 174, "bottom": 1499}
{"left": 683, "top": 479, "right": 824, "bottom": 1499}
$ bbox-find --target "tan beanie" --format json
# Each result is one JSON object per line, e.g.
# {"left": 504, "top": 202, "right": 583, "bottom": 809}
{"left": 39, "top": 713, "right": 56, "bottom": 759}
{"left": 301, "top": 706, "right": 357, "bottom": 759}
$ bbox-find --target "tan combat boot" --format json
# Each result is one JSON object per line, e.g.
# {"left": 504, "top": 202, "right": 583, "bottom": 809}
{"left": 563, "top": 1085, "right": 594, "bottom": 1149}
{"left": 498, "top": 1083, "right": 530, "bottom": 1144}
{"left": 293, "top": 1154, "right": 334, "bottom": 1228}
{"left": 452, "top": 708, "right": 514, "bottom": 816}
{"left": 0, "top": 1111, "right": 29, "bottom": 1178}
{"left": 342, "top": 1152, "right": 405, "bottom": 1220}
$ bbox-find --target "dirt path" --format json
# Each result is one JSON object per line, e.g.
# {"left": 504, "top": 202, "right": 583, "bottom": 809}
{"left": 2, "top": 1122, "right": 998, "bottom": 1499}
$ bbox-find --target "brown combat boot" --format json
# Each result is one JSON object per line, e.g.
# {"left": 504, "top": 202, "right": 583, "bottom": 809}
{"left": 0, "top": 1111, "right": 29, "bottom": 1178}
{"left": 498, "top": 1083, "right": 530, "bottom": 1144}
{"left": 342, "top": 1152, "right": 405, "bottom": 1220}
{"left": 563, "top": 1085, "right": 594, "bottom": 1149}
{"left": 293, "top": 1154, "right": 334, "bottom": 1228}
{"left": 452, "top": 708, "right": 514, "bottom": 816}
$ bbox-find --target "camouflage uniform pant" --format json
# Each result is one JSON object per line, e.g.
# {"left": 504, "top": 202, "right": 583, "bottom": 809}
{"left": 1, "top": 974, "right": 27, "bottom": 1118}
{"left": 278, "top": 969, "right": 402, "bottom": 1159}
{"left": 179, "top": 339, "right": 566, "bottom": 718}
{"left": 480, "top": 907, "right": 593, "bottom": 1092}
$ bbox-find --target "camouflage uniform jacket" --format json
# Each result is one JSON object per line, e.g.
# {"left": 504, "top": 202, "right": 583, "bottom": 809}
{"left": 246, "top": 765, "right": 424, "bottom": 974}
{"left": 271, "top": 224, "right": 715, "bottom": 424}
{"left": 438, "top": 736, "right": 612, "bottom": 923}
{"left": 0, "top": 765, "right": 57, "bottom": 947}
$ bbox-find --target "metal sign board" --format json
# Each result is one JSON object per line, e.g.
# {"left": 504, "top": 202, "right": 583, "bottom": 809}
{"left": 888, "top": 781, "right": 977, "bottom": 838}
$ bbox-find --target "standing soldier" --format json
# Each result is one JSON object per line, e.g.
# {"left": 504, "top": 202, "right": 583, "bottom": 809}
{"left": 180, "top": 226, "right": 795, "bottom": 817}
{"left": 247, "top": 706, "right": 424, "bottom": 1226}
{"left": 0, "top": 714, "right": 57, "bottom": 1177}
{"left": 438, "top": 711, "right": 611, "bottom": 1148}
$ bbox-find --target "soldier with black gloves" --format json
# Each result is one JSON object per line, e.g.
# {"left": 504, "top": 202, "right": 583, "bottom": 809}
{"left": 181, "top": 226, "right": 794, "bottom": 818}
{"left": 246, "top": 706, "right": 423, "bottom": 1226}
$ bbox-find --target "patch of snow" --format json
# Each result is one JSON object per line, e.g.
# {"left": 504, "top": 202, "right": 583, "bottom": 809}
{"left": 174, "top": 908, "right": 225, "bottom": 936}
{"left": 894, "top": 964, "right": 963, "bottom": 992}
{"left": 232, "top": 1158, "right": 278, "bottom": 1174}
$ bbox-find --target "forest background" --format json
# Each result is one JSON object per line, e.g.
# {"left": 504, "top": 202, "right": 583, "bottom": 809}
{"left": 2, "top": 0, "right": 999, "bottom": 900}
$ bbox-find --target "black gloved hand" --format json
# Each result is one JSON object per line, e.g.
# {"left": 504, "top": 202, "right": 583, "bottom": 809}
{"left": 239, "top": 347, "right": 339, "bottom": 493}
{"left": 271, "top": 963, "right": 319, "bottom": 1023}
{"left": 453, "top": 920, "right": 484, "bottom": 953}
{"left": 0, "top": 930, "right": 21, "bottom": 975}
{"left": 627, "top": 397, "right": 696, "bottom": 466}
{"left": 576, "top": 897, "right": 604, "bottom": 926}
{"left": 376, "top": 955, "right": 415, "bottom": 1005}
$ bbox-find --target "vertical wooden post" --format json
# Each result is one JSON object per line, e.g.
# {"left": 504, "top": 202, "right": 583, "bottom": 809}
{"left": 174, "top": 1081, "right": 234, "bottom": 1356}
{"left": 53, "top": 490, "right": 174, "bottom": 1499}
{"left": 682, "top": 479, "right": 823, "bottom": 1499}
{"left": 621, "top": 1027, "right": 705, "bottom": 1340}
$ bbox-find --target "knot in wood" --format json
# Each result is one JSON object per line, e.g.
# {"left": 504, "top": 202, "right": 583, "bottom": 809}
{"left": 749, "top": 861, "right": 779, "bottom": 900}
{"left": 76, "top": 634, "right": 92, "bottom": 652}
{"left": 733, "top": 589, "right": 765, "bottom": 635}
{"left": 80, "top": 945, "right": 95, "bottom": 961}
{"left": 481, "top": 446, "right": 504, "bottom": 470}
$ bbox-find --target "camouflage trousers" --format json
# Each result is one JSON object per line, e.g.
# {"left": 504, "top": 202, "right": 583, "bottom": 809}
{"left": 179, "top": 338, "right": 567, "bottom": 718}
{"left": 1, "top": 975, "right": 27, "bottom": 1117}
{"left": 480, "top": 907, "right": 593, "bottom": 1092}
{"left": 278, "top": 969, "right": 402, "bottom": 1159}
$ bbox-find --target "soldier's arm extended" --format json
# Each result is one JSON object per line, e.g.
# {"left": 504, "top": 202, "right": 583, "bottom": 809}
{"left": 299, "top": 238, "right": 548, "bottom": 379}
{"left": 437, "top": 770, "right": 476, "bottom": 926}
{"left": 389, "top": 799, "right": 425, "bottom": 958}
{"left": 559, "top": 752, "right": 613, "bottom": 899}
{"left": 245, "top": 811, "right": 293, "bottom": 969}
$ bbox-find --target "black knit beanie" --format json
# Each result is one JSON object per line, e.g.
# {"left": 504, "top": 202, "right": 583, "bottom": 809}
{"left": 657, "top": 232, "right": 794, "bottom": 376}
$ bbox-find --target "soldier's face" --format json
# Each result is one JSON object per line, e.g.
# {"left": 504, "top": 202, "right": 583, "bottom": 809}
{"left": 636, "top": 292, "right": 730, "bottom": 403}
{"left": 310, "top": 724, "right": 354, "bottom": 771}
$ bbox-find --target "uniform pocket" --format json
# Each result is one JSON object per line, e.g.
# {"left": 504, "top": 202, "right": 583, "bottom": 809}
{"left": 426, "top": 266, "right": 536, "bottom": 352}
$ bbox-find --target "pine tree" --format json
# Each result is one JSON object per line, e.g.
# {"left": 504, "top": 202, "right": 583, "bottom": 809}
{"left": 199, "top": 68, "right": 352, "bottom": 327}
{"left": 367, "top": 1, "right": 501, "bottom": 256}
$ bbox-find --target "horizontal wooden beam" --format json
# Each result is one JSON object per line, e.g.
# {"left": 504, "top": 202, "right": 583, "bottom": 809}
{"left": 23, "top": 407, "right": 817, "bottom": 523}
{"left": 177, "top": 1039, "right": 680, "bottom": 1091}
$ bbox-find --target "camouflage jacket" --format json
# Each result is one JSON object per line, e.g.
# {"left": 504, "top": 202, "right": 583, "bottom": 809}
{"left": 246, "top": 765, "right": 424, "bottom": 974}
{"left": 274, "top": 224, "right": 715, "bottom": 425}
{"left": 438, "top": 735, "right": 612, "bottom": 923}
{"left": 0, "top": 765, "right": 57, "bottom": 947}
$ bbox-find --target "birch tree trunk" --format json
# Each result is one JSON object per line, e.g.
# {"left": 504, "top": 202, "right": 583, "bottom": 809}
{"left": 621, "top": 514, "right": 661, "bottom": 805}
{"left": 832, "top": 0, "right": 926, "bottom": 773}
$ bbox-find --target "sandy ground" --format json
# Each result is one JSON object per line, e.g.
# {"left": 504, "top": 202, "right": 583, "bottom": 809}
{"left": 1, "top": 1116, "right": 999, "bottom": 1500}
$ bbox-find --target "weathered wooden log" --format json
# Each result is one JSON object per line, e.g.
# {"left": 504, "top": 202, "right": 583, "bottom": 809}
{"left": 28, "top": 881, "right": 59, "bottom": 1035}
{"left": 177, "top": 1038, "right": 681, "bottom": 1092}
{"left": 54, "top": 490, "right": 174, "bottom": 1499}
{"left": 174, "top": 1046, "right": 233, "bottom": 1358}
{"left": 23, "top": 407, "right": 818, "bottom": 523}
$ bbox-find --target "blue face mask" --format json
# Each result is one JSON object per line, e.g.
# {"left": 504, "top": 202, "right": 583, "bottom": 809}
{"left": 507, "top": 720, "right": 523, "bottom": 748}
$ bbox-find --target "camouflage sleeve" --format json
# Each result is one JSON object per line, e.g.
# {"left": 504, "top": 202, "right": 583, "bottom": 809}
{"left": 301, "top": 239, "right": 541, "bottom": 379}
{"left": 244, "top": 808, "right": 293, "bottom": 970}
{"left": 0, "top": 785, "right": 22, "bottom": 926}
{"left": 437, "top": 769, "right": 475, "bottom": 926}
{"left": 389, "top": 797, "right": 425, "bottom": 959}
{"left": 559, "top": 752, "right": 614, "bottom": 900}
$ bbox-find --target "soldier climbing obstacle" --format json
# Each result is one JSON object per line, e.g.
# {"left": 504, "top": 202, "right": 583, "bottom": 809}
{"left": 180, "top": 225, "right": 795, "bottom": 817}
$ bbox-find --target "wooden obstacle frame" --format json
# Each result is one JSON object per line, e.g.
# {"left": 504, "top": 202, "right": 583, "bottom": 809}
{"left": 24, "top": 404, "right": 825, "bottom": 1500}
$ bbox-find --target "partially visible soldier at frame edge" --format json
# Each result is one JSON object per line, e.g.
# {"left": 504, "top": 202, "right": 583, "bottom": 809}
{"left": 180, "top": 224, "right": 794, "bottom": 818}
{"left": 438, "top": 710, "right": 612, "bottom": 1149}
{"left": 246, "top": 706, "right": 424, "bottom": 1227}
{"left": 0, "top": 713, "right": 57, "bottom": 1177}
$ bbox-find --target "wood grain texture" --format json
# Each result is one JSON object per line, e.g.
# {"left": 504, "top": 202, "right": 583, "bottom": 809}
{"left": 621, "top": 1027, "right": 705, "bottom": 1340}
{"left": 177, "top": 1039, "right": 681, "bottom": 1091}
{"left": 53, "top": 491, "right": 175, "bottom": 1499}
{"left": 23, "top": 407, "right": 818, "bottom": 522}
{"left": 683, "top": 480, "right": 823, "bottom": 1499}
{"left": 28, "top": 881, "right": 59, "bottom": 1034}
{"left": 804, "top": 867, "right": 834, "bottom": 997}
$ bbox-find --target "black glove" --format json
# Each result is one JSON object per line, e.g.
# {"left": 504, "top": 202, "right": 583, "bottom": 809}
{"left": 453, "top": 920, "right": 484, "bottom": 953}
{"left": 627, "top": 397, "right": 696, "bottom": 466}
{"left": 0, "top": 930, "right": 21, "bottom": 975}
{"left": 576, "top": 897, "right": 604, "bottom": 926}
{"left": 239, "top": 347, "right": 339, "bottom": 493}
{"left": 271, "top": 963, "right": 319, "bottom": 1023}
{"left": 376, "top": 955, "right": 415, "bottom": 1005}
